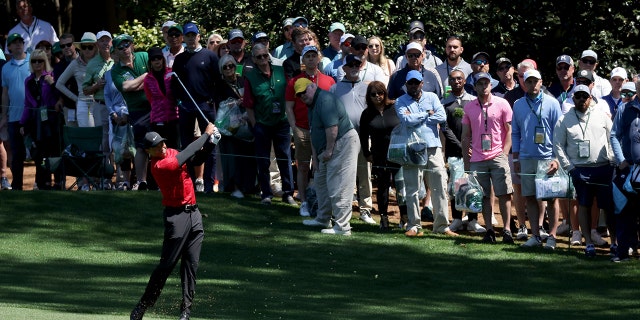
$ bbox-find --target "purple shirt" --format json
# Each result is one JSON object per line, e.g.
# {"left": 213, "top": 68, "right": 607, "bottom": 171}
{"left": 20, "top": 71, "right": 58, "bottom": 125}
{"left": 462, "top": 95, "right": 512, "bottom": 162}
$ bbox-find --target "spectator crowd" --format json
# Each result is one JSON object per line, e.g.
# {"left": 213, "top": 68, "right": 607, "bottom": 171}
{"left": 1, "top": 1, "right": 640, "bottom": 263}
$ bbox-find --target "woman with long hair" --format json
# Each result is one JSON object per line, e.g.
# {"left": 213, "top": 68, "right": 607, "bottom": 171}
{"left": 19, "top": 49, "right": 60, "bottom": 189}
{"left": 359, "top": 81, "right": 406, "bottom": 231}
{"left": 367, "top": 36, "right": 396, "bottom": 86}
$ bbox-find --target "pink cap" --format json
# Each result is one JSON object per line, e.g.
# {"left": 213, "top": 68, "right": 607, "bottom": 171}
{"left": 522, "top": 58, "right": 537, "bottom": 70}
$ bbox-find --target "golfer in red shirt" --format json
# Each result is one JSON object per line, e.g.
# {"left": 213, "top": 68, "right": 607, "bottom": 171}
{"left": 130, "top": 123, "right": 217, "bottom": 320}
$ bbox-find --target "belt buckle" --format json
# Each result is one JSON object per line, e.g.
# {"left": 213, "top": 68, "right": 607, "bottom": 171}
{"left": 185, "top": 204, "right": 197, "bottom": 212}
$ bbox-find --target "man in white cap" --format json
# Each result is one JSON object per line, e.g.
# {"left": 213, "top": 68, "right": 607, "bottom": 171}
{"left": 322, "top": 22, "right": 345, "bottom": 61}
{"left": 5, "top": 0, "right": 58, "bottom": 54}
{"left": 553, "top": 84, "right": 615, "bottom": 258}
{"left": 512, "top": 69, "right": 563, "bottom": 249}
{"left": 388, "top": 42, "right": 442, "bottom": 100}
{"left": 83, "top": 30, "right": 114, "bottom": 156}
{"left": 602, "top": 67, "right": 628, "bottom": 118}
{"left": 578, "top": 49, "right": 612, "bottom": 98}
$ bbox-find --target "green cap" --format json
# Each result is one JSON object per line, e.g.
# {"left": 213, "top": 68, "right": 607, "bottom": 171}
{"left": 7, "top": 33, "right": 24, "bottom": 45}
{"left": 113, "top": 34, "right": 134, "bottom": 48}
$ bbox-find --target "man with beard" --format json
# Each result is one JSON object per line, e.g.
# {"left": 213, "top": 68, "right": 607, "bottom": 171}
{"left": 548, "top": 54, "right": 576, "bottom": 104}
{"left": 491, "top": 57, "right": 518, "bottom": 98}
{"left": 435, "top": 35, "right": 472, "bottom": 90}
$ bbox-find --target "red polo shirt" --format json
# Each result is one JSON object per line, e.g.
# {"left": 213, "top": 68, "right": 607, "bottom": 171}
{"left": 151, "top": 148, "right": 196, "bottom": 207}
{"left": 285, "top": 72, "right": 335, "bottom": 129}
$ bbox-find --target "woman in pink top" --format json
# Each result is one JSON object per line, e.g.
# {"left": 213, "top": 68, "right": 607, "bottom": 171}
{"left": 144, "top": 47, "right": 179, "bottom": 149}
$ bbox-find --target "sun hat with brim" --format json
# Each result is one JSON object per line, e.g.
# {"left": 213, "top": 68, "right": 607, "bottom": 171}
{"left": 7, "top": 33, "right": 24, "bottom": 45}
{"left": 74, "top": 32, "right": 97, "bottom": 47}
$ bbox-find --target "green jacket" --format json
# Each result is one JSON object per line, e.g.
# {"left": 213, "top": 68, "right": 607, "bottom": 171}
{"left": 244, "top": 65, "right": 287, "bottom": 126}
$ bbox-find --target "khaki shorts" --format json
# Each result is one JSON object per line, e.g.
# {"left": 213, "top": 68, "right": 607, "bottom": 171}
{"left": 292, "top": 126, "right": 312, "bottom": 167}
{"left": 519, "top": 159, "right": 540, "bottom": 197}
{"left": 470, "top": 153, "right": 513, "bottom": 197}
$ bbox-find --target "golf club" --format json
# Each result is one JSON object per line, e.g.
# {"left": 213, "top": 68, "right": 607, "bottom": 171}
{"left": 165, "top": 71, "right": 222, "bottom": 144}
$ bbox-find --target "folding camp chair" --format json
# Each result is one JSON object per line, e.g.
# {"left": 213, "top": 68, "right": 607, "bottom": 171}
{"left": 55, "top": 126, "right": 114, "bottom": 190}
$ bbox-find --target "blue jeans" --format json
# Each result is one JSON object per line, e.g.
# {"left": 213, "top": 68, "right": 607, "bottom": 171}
{"left": 252, "top": 121, "right": 294, "bottom": 199}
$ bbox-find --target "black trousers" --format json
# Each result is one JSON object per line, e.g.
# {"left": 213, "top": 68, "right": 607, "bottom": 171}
{"left": 138, "top": 206, "right": 204, "bottom": 311}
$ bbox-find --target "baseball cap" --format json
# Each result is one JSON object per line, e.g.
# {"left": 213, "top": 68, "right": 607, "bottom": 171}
{"left": 7, "top": 33, "right": 24, "bottom": 45}
{"left": 495, "top": 57, "right": 511, "bottom": 66}
{"left": 576, "top": 69, "right": 595, "bottom": 82}
{"left": 352, "top": 35, "right": 367, "bottom": 46}
{"left": 524, "top": 69, "right": 542, "bottom": 80}
{"left": 112, "top": 34, "right": 133, "bottom": 48}
{"left": 143, "top": 132, "right": 167, "bottom": 149}
{"left": 251, "top": 31, "right": 268, "bottom": 43}
{"left": 621, "top": 82, "right": 637, "bottom": 93}
{"left": 340, "top": 33, "right": 355, "bottom": 45}
{"left": 283, "top": 18, "right": 294, "bottom": 28}
{"left": 147, "top": 47, "right": 163, "bottom": 59}
{"left": 573, "top": 84, "right": 591, "bottom": 95}
{"left": 301, "top": 45, "right": 318, "bottom": 57}
{"left": 581, "top": 49, "right": 598, "bottom": 60}
{"left": 473, "top": 72, "right": 492, "bottom": 82}
{"left": 610, "top": 67, "right": 627, "bottom": 80}
{"left": 556, "top": 54, "right": 573, "bottom": 66}
{"left": 168, "top": 24, "right": 183, "bottom": 34}
{"left": 329, "top": 22, "right": 346, "bottom": 33}
{"left": 405, "top": 42, "right": 423, "bottom": 53}
{"left": 522, "top": 58, "right": 538, "bottom": 70}
{"left": 293, "top": 16, "right": 308, "bottom": 27}
{"left": 294, "top": 78, "right": 313, "bottom": 95}
{"left": 183, "top": 22, "right": 199, "bottom": 35}
{"left": 228, "top": 29, "right": 244, "bottom": 41}
{"left": 96, "top": 30, "right": 112, "bottom": 40}
{"left": 162, "top": 20, "right": 177, "bottom": 29}
{"left": 345, "top": 54, "right": 362, "bottom": 66}
{"left": 406, "top": 70, "right": 423, "bottom": 82}
{"left": 409, "top": 20, "right": 425, "bottom": 34}
{"left": 472, "top": 51, "right": 490, "bottom": 61}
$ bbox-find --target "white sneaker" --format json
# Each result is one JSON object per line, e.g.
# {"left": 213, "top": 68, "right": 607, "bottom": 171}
{"left": 539, "top": 227, "right": 549, "bottom": 240}
{"left": 467, "top": 219, "right": 487, "bottom": 233}
{"left": 321, "top": 228, "right": 351, "bottom": 236}
{"left": 590, "top": 229, "right": 608, "bottom": 246}
{"left": 359, "top": 210, "right": 377, "bottom": 225}
{"left": 521, "top": 236, "right": 542, "bottom": 248}
{"left": 303, "top": 219, "right": 331, "bottom": 228}
{"left": 570, "top": 230, "right": 582, "bottom": 246}
{"left": 516, "top": 225, "right": 528, "bottom": 240}
{"left": 449, "top": 219, "right": 463, "bottom": 232}
{"left": 556, "top": 222, "right": 571, "bottom": 236}
{"left": 231, "top": 190, "right": 244, "bottom": 199}
{"left": 299, "top": 202, "right": 310, "bottom": 217}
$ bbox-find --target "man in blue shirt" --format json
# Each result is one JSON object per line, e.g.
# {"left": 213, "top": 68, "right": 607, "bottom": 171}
{"left": 395, "top": 70, "right": 454, "bottom": 237}
{"left": 512, "top": 69, "right": 563, "bottom": 249}
{"left": 1, "top": 33, "right": 30, "bottom": 190}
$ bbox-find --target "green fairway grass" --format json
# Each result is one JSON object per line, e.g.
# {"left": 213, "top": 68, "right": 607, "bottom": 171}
{"left": 1, "top": 191, "right": 639, "bottom": 319}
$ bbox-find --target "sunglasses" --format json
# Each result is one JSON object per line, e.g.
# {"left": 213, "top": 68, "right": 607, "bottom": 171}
{"left": 352, "top": 44, "right": 367, "bottom": 51}
{"left": 209, "top": 40, "right": 221, "bottom": 45}
{"left": 406, "top": 53, "right": 421, "bottom": 59}
{"left": 473, "top": 59, "right": 488, "bottom": 66}
{"left": 168, "top": 33, "right": 182, "bottom": 38}
{"left": 497, "top": 64, "right": 512, "bottom": 72}
{"left": 150, "top": 56, "right": 163, "bottom": 61}
{"left": 296, "top": 90, "right": 306, "bottom": 97}
{"left": 60, "top": 42, "right": 74, "bottom": 48}
{"left": 574, "top": 93, "right": 590, "bottom": 99}
{"left": 222, "top": 64, "right": 235, "bottom": 70}
{"left": 117, "top": 42, "right": 131, "bottom": 50}
{"left": 369, "top": 91, "right": 384, "bottom": 97}
{"left": 81, "top": 45, "right": 95, "bottom": 50}
{"left": 556, "top": 64, "right": 570, "bottom": 71}
{"left": 412, "top": 33, "right": 425, "bottom": 40}
{"left": 581, "top": 58, "right": 597, "bottom": 65}
{"left": 31, "top": 59, "right": 45, "bottom": 64}
{"left": 368, "top": 44, "right": 380, "bottom": 49}
{"left": 345, "top": 62, "right": 361, "bottom": 69}
{"left": 293, "top": 22, "right": 308, "bottom": 28}
{"left": 254, "top": 53, "right": 269, "bottom": 60}
{"left": 621, "top": 92, "right": 635, "bottom": 98}
{"left": 229, "top": 39, "right": 244, "bottom": 45}
{"left": 406, "top": 79, "right": 421, "bottom": 85}
{"left": 342, "top": 41, "right": 351, "bottom": 47}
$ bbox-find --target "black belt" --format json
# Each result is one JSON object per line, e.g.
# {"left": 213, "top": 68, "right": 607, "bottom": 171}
{"left": 95, "top": 99, "right": 106, "bottom": 104}
{"left": 167, "top": 204, "right": 198, "bottom": 212}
